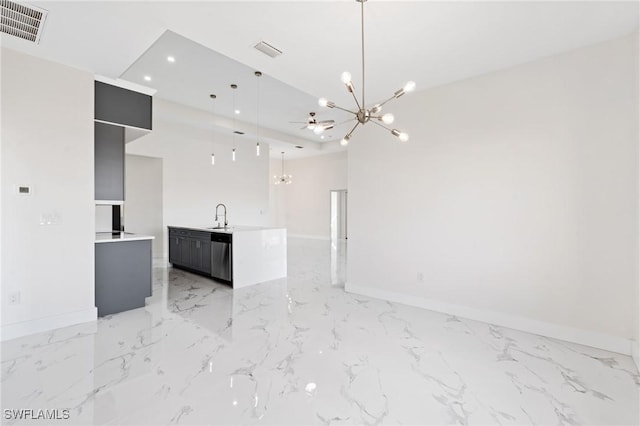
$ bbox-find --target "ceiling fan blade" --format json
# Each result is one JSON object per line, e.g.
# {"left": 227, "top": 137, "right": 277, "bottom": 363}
{"left": 317, "top": 120, "right": 336, "bottom": 125}
{"left": 289, "top": 121, "right": 307, "bottom": 124}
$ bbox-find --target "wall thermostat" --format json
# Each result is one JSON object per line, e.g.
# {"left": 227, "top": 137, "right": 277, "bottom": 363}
{"left": 15, "top": 185, "right": 32, "bottom": 195}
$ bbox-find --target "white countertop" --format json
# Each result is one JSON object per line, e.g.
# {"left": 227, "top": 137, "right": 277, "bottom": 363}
{"left": 95, "top": 232, "right": 155, "bottom": 243}
{"left": 168, "top": 225, "right": 285, "bottom": 235}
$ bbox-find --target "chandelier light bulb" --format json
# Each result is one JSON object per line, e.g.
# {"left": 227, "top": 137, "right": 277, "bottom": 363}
{"left": 211, "top": 153, "right": 215, "bottom": 165}
{"left": 371, "top": 104, "right": 382, "bottom": 114}
{"left": 256, "top": 143, "right": 260, "bottom": 156}
{"left": 391, "top": 129, "right": 409, "bottom": 142}
{"left": 340, "top": 135, "right": 350, "bottom": 146}
{"left": 232, "top": 148, "right": 236, "bottom": 161}
{"left": 403, "top": 81, "right": 416, "bottom": 93}
{"left": 318, "top": 98, "right": 328, "bottom": 107}
{"left": 341, "top": 71, "right": 352, "bottom": 84}
{"left": 381, "top": 113, "right": 395, "bottom": 124}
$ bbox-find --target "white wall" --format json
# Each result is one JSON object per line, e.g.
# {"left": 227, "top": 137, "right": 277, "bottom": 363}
{"left": 126, "top": 99, "right": 270, "bottom": 258}
{"left": 1, "top": 48, "right": 96, "bottom": 339}
{"left": 270, "top": 151, "right": 348, "bottom": 239}
{"left": 125, "top": 154, "right": 164, "bottom": 258}
{"left": 347, "top": 33, "right": 638, "bottom": 354}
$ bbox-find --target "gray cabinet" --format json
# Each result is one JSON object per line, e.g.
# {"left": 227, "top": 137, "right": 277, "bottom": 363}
{"left": 95, "top": 81, "right": 152, "bottom": 130}
{"left": 168, "top": 227, "right": 216, "bottom": 277}
{"left": 94, "top": 122, "right": 124, "bottom": 201}
{"left": 95, "top": 240, "right": 152, "bottom": 317}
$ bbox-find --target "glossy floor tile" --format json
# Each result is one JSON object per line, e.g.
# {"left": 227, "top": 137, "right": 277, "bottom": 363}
{"left": 2, "top": 238, "right": 638, "bottom": 425}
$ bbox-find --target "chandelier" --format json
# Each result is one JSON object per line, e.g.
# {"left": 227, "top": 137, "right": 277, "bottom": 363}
{"left": 318, "top": 0, "right": 415, "bottom": 146}
{"left": 274, "top": 152, "right": 292, "bottom": 185}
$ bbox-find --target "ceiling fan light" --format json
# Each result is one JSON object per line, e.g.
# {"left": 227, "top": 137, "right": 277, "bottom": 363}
{"left": 341, "top": 71, "right": 352, "bottom": 84}
{"left": 380, "top": 113, "right": 395, "bottom": 124}
{"left": 313, "top": 126, "right": 324, "bottom": 135}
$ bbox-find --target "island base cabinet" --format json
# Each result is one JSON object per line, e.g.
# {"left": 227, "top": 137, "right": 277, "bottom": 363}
{"left": 168, "top": 227, "right": 215, "bottom": 277}
{"left": 95, "top": 240, "right": 152, "bottom": 316}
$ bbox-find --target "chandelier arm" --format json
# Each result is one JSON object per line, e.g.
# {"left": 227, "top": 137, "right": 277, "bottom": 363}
{"left": 349, "top": 82, "right": 362, "bottom": 111}
{"left": 345, "top": 121, "right": 360, "bottom": 138}
{"left": 331, "top": 104, "right": 359, "bottom": 115}
{"left": 375, "top": 94, "right": 398, "bottom": 110}
{"left": 370, "top": 119, "right": 393, "bottom": 132}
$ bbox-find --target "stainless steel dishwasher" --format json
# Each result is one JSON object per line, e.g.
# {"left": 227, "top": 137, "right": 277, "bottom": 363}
{"left": 211, "top": 232, "right": 232, "bottom": 282}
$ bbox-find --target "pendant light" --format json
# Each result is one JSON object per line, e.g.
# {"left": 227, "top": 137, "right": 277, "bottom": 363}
{"left": 274, "top": 152, "right": 292, "bottom": 185}
{"left": 318, "top": 0, "right": 414, "bottom": 145}
{"left": 231, "top": 83, "right": 238, "bottom": 161}
{"left": 209, "top": 94, "right": 216, "bottom": 165}
{"left": 255, "top": 71, "right": 262, "bottom": 156}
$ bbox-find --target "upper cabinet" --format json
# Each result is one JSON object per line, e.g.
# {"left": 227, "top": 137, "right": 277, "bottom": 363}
{"left": 95, "top": 81, "right": 152, "bottom": 130}
{"left": 95, "top": 122, "right": 125, "bottom": 201}
{"left": 94, "top": 80, "right": 153, "bottom": 202}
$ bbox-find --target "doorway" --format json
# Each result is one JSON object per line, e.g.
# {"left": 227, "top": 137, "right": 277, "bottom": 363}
{"left": 330, "top": 189, "right": 348, "bottom": 241}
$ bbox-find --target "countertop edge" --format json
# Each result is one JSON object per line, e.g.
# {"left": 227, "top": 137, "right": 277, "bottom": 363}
{"left": 95, "top": 233, "right": 155, "bottom": 243}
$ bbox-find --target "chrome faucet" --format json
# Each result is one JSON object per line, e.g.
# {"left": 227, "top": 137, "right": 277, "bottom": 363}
{"left": 215, "top": 203, "right": 228, "bottom": 228}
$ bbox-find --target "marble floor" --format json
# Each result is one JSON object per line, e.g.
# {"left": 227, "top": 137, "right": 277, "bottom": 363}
{"left": 2, "top": 238, "right": 639, "bottom": 425}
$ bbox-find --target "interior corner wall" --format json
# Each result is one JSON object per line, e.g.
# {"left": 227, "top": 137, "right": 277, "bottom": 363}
{"left": 271, "top": 151, "right": 347, "bottom": 239}
{"left": 125, "top": 99, "right": 270, "bottom": 259}
{"left": 125, "top": 154, "right": 164, "bottom": 258}
{"left": 347, "top": 33, "right": 639, "bottom": 355}
{"left": 1, "top": 48, "right": 96, "bottom": 340}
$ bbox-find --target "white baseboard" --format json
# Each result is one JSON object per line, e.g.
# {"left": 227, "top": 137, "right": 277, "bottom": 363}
{"left": 632, "top": 340, "right": 640, "bottom": 373}
{"left": 288, "top": 234, "right": 330, "bottom": 241}
{"left": 1, "top": 307, "right": 97, "bottom": 342}
{"left": 346, "top": 283, "right": 633, "bottom": 356}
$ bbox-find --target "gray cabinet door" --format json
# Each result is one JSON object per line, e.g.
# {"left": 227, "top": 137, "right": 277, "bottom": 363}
{"left": 95, "top": 122, "right": 124, "bottom": 201}
{"left": 95, "top": 240, "right": 152, "bottom": 317}
{"left": 169, "top": 235, "right": 180, "bottom": 264}
{"left": 95, "top": 81, "right": 152, "bottom": 130}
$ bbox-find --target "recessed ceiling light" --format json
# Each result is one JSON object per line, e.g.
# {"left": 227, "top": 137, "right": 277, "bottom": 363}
{"left": 167, "top": 56, "right": 175, "bottom": 63}
{"left": 320, "top": 135, "right": 325, "bottom": 140}
{"left": 144, "top": 75, "right": 151, "bottom": 81}
{"left": 234, "top": 109, "right": 240, "bottom": 115}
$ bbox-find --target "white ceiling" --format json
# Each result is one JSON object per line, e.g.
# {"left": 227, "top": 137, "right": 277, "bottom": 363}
{"left": 2, "top": 1, "right": 638, "bottom": 159}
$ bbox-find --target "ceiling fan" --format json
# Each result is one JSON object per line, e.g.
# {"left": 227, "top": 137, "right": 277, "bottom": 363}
{"left": 290, "top": 112, "right": 335, "bottom": 134}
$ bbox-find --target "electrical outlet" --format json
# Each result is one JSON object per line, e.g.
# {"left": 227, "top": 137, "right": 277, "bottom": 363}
{"left": 417, "top": 272, "right": 424, "bottom": 283}
{"left": 8, "top": 291, "right": 20, "bottom": 305}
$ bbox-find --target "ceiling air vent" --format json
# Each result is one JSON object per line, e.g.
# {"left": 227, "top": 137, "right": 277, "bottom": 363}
{"left": 253, "top": 40, "right": 282, "bottom": 58}
{"left": 1, "top": 0, "right": 48, "bottom": 44}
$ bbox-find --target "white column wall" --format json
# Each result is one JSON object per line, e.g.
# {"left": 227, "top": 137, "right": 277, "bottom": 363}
{"left": 1, "top": 49, "right": 96, "bottom": 339}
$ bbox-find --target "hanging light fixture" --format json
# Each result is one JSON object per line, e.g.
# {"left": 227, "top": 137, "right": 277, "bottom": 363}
{"left": 318, "top": 0, "right": 415, "bottom": 146}
{"left": 255, "top": 71, "right": 262, "bottom": 156}
{"left": 209, "top": 94, "right": 216, "bottom": 165}
{"left": 231, "top": 83, "right": 238, "bottom": 161}
{"left": 274, "top": 152, "right": 292, "bottom": 185}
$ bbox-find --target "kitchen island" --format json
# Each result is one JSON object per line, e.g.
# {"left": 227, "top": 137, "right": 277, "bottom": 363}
{"left": 168, "top": 226, "right": 287, "bottom": 288}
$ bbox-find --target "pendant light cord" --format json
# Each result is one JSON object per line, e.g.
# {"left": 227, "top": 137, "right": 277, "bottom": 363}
{"left": 361, "top": 0, "right": 365, "bottom": 109}
{"left": 256, "top": 73, "right": 260, "bottom": 146}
